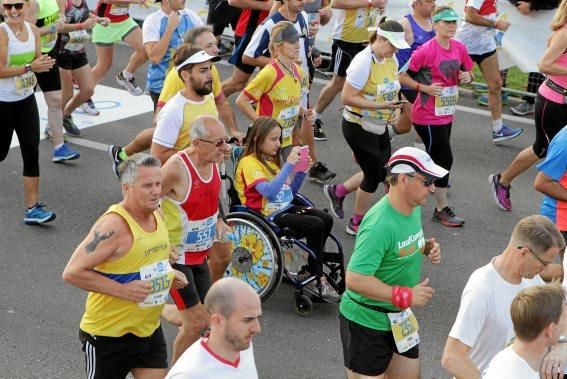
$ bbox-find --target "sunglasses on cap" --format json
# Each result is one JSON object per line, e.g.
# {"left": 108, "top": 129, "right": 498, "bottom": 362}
{"left": 3, "top": 3, "right": 24, "bottom": 10}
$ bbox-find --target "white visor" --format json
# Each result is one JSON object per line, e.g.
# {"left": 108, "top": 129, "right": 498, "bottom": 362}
{"left": 367, "top": 26, "right": 411, "bottom": 50}
{"left": 175, "top": 50, "right": 221, "bottom": 71}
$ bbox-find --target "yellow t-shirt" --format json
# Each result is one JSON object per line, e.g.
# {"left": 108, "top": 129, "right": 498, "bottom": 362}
{"left": 235, "top": 155, "right": 293, "bottom": 216}
{"left": 157, "top": 64, "right": 222, "bottom": 108}
{"left": 332, "top": 8, "right": 378, "bottom": 43}
{"left": 242, "top": 61, "right": 304, "bottom": 149}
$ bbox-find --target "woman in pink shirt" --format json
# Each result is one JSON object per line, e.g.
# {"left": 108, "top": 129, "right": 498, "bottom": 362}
{"left": 489, "top": 0, "right": 567, "bottom": 212}
{"left": 400, "top": 6, "right": 473, "bottom": 227}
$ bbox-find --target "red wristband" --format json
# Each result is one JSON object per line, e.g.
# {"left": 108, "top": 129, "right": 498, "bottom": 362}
{"left": 77, "top": 23, "right": 84, "bottom": 30}
{"left": 416, "top": 83, "right": 421, "bottom": 92}
{"left": 392, "top": 286, "right": 412, "bottom": 309}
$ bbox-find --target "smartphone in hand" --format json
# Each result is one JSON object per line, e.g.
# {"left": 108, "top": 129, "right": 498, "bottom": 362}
{"left": 293, "top": 146, "right": 310, "bottom": 173}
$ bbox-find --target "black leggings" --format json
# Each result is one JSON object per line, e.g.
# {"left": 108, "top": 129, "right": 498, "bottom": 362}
{"left": 413, "top": 123, "right": 452, "bottom": 188}
{"left": 342, "top": 118, "right": 391, "bottom": 193}
{"left": 533, "top": 93, "right": 567, "bottom": 158}
{"left": 0, "top": 95, "right": 40, "bottom": 177}
{"left": 273, "top": 206, "right": 333, "bottom": 274}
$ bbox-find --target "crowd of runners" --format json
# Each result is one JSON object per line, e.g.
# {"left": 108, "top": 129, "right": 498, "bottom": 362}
{"left": 2, "top": 0, "right": 567, "bottom": 376}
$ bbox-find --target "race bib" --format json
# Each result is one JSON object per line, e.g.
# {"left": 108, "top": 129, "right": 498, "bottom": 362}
{"left": 377, "top": 80, "right": 400, "bottom": 103}
{"left": 434, "top": 86, "right": 459, "bottom": 116}
{"left": 277, "top": 105, "right": 299, "bottom": 146}
{"left": 266, "top": 184, "right": 293, "bottom": 214}
{"left": 387, "top": 308, "right": 420, "bottom": 353}
{"left": 109, "top": 3, "right": 129, "bottom": 16}
{"left": 14, "top": 71, "right": 37, "bottom": 96}
{"left": 64, "top": 30, "right": 90, "bottom": 52}
{"left": 182, "top": 213, "right": 217, "bottom": 254}
{"left": 138, "top": 259, "right": 174, "bottom": 307}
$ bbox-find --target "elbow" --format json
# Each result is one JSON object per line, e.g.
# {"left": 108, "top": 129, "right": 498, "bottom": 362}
{"left": 62, "top": 268, "right": 77, "bottom": 285}
{"left": 538, "top": 63, "right": 552, "bottom": 75}
{"left": 345, "top": 271, "right": 356, "bottom": 290}
{"left": 242, "top": 54, "right": 254, "bottom": 66}
{"left": 148, "top": 53, "right": 162, "bottom": 65}
{"left": 227, "top": 0, "right": 235, "bottom": 5}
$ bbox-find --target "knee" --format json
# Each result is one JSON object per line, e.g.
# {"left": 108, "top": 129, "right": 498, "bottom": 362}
{"left": 209, "top": 243, "right": 231, "bottom": 266}
{"left": 488, "top": 77, "right": 503, "bottom": 92}
{"left": 331, "top": 76, "right": 345, "bottom": 91}
{"left": 45, "top": 93, "right": 62, "bottom": 109}
{"left": 81, "top": 86, "right": 95, "bottom": 100}
{"left": 180, "top": 309, "right": 207, "bottom": 334}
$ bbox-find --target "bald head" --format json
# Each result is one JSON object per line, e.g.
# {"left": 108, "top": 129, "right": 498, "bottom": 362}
{"left": 205, "top": 278, "right": 260, "bottom": 318}
{"left": 189, "top": 115, "right": 225, "bottom": 142}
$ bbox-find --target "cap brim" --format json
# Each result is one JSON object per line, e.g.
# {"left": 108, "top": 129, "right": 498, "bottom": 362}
{"left": 390, "top": 38, "right": 411, "bottom": 49}
{"left": 438, "top": 16, "right": 460, "bottom": 21}
{"left": 421, "top": 164, "right": 448, "bottom": 179}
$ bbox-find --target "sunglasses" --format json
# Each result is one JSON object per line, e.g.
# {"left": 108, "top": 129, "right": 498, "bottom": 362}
{"left": 406, "top": 173, "right": 436, "bottom": 187}
{"left": 195, "top": 136, "right": 231, "bottom": 148}
{"left": 519, "top": 246, "right": 551, "bottom": 267}
{"left": 3, "top": 3, "right": 24, "bottom": 10}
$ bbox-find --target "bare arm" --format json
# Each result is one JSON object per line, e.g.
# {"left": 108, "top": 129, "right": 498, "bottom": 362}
{"left": 215, "top": 95, "right": 241, "bottom": 137}
{"left": 399, "top": 16, "right": 414, "bottom": 47}
{"left": 345, "top": 271, "right": 393, "bottom": 302}
{"left": 0, "top": 29, "right": 26, "bottom": 78}
{"left": 228, "top": 0, "right": 273, "bottom": 11}
{"left": 319, "top": 0, "right": 332, "bottom": 25}
{"left": 236, "top": 92, "right": 260, "bottom": 122}
{"left": 150, "top": 142, "right": 178, "bottom": 165}
{"left": 441, "top": 337, "right": 479, "bottom": 379}
{"left": 62, "top": 214, "right": 152, "bottom": 303}
{"left": 144, "top": 11, "right": 180, "bottom": 65}
{"left": 539, "top": 29, "right": 567, "bottom": 76}
{"left": 534, "top": 172, "right": 567, "bottom": 202}
{"left": 333, "top": 0, "right": 371, "bottom": 9}
{"left": 464, "top": 6, "right": 509, "bottom": 30}
{"left": 341, "top": 82, "right": 383, "bottom": 110}
{"left": 160, "top": 156, "right": 182, "bottom": 198}
{"left": 242, "top": 53, "right": 271, "bottom": 68}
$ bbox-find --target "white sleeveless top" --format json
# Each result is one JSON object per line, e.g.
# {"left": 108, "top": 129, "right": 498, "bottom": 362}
{"left": 0, "top": 22, "right": 37, "bottom": 102}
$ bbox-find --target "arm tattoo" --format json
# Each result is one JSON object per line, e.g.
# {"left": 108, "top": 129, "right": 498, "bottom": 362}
{"left": 85, "top": 229, "right": 115, "bottom": 253}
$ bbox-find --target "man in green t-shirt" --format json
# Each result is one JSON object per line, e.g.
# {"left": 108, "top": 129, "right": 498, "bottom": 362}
{"left": 339, "top": 146, "right": 445, "bottom": 379}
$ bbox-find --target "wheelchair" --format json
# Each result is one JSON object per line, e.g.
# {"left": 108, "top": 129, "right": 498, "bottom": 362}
{"left": 220, "top": 148, "right": 346, "bottom": 314}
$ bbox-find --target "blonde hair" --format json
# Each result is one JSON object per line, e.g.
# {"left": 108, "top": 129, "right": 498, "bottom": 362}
{"left": 550, "top": 0, "right": 567, "bottom": 31}
{"left": 269, "top": 21, "right": 296, "bottom": 59}
{"left": 510, "top": 215, "right": 566, "bottom": 256}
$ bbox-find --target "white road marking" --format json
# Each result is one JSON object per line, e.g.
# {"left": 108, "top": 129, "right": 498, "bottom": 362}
{"left": 66, "top": 137, "right": 108, "bottom": 152}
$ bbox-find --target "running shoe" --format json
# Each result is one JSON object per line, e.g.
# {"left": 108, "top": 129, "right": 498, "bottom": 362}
{"left": 493, "top": 124, "right": 523, "bottom": 143}
{"left": 24, "top": 202, "right": 56, "bottom": 225}
{"left": 44, "top": 127, "right": 67, "bottom": 142}
{"left": 488, "top": 173, "right": 512, "bottom": 211}
{"left": 107, "top": 144, "right": 124, "bottom": 179}
{"left": 313, "top": 119, "right": 327, "bottom": 141}
{"left": 53, "top": 143, "right": 80, "bottom": 162}
{"left": 345, "top": 218, "right": 360, "bottom": 236}
{"left": 308, "top": 162, "right": 336, "bottom": 184}
{"left": 323, "top": 184, "right": 345, "bottom": 219}
{"left": 63, "top": 116, "right": 81, "bottom": 137}
{"left": 320, "top": 277, "right": 341, "bottom": 303}
{"left": 510, "top": 101, "right": 535, "bottom": 116}
{"left": 432, "top": 206, "right": 465, "bottom": 227}
{"left": 477, "top": 92, "right": 509, "bottom": 106}
{"left": 79, "top": 99, "right": 100, "bottom": 116}
{"left": 116, "top": 72, "right": 143, "bottom": 96}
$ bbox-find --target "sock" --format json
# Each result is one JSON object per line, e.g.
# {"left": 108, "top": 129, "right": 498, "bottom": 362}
{"left": 118, "top": 149, "right": 129, "bottom": 161}
{"left": 492, "top": 119, "right": 503, "bottom": 133}
{"left": 54, "top": 143, "right": 64, "bottom": 149}
{"left": 335, "top": 183, "right": 349, "bottom": 198}
{"left": 352, "top": 214, "right": 364, "bottom": 225}
{"left": 122, "top": 70, "right": 134, "bottom": 79}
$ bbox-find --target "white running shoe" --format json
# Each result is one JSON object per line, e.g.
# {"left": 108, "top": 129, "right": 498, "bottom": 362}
{"left": 116, "top": 72, "right": 143, "bottom": 96}
{"left": 79, "top": 99, "right": 100, "bottom": 116}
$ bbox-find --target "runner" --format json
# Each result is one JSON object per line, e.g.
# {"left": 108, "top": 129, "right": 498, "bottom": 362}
{"left": 455, "top": 0, "right": 524, "bottom": 143}
{"left": 91, "top": 0, "right": 147, "bottom": 96}
{"left": 160, "top": 116, "right": 233, "bottom": 364}
{"left": 234, "top": 117, "right": 337, "bottom": 298}
{"left": 322, "top": 17, "right": 411, "bottom": 235}
{"left": 399, "top": 6, "right": 474, "bottom": 227}
{"left": 142, "top": 0, "right": 202, "bottom": 110}
{"left": 489, "top": 0, "right": 567, "bottom": 211}
{"left": 0, "top": 0, "right": 56, "bottom": 224}
{"left": 441, "top": 215, "right": 565, "bottom": 377}
{"left": 483, "top": 284, "right": 567, "bottom": 379}
{"left": 26, "top": 0, "right": 81, "bottom": 161}
{"left": 311, "top": 0, "right": 386, "bottom": 139}
{"left": 56, "top": 0, "right": 109, "bottom": 136}
{"left": 221, "top": 0, "right": 272, "bottom": 97}
{"left": 242, "top": 0, "right": 337, "bottom": 184}
{"left": 62, "top": 153, "right": 188, "bottom": 378}
{"left": 206, "top": 0, "right": 242, "bottom": 50}
{"left": 339, "top": 147, "right": 443, "bottom": 378}
{"left": 166, "top": 278, "right": 261, "bottom": 378}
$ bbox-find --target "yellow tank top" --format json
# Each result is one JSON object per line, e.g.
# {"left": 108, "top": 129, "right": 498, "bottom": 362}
{"left": 80, "top": 204, "right": 173, "bottom": 337}
{"left": 333, "top": 8, "right": 377, "bottom": 43}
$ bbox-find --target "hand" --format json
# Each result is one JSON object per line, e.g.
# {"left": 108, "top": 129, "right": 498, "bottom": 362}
{"left": 494, "top": 19, "right": 510, "bottom": 31}
{"left": 411, "top": 278, "right": 434, "bottom": 307}
{"left": 303, "top": 109, "right": 315, "bottom": 125}
{"left": 424, "top": 82, "right": 444, "bottom": 97}
{"left": 294, "top": 57, "right": 303, "bottom": 66}
{"left": 172, "top": 269, "right": 188, "bottom": 289}
{"left": 231, "top": 131, "right": 246, "bottom": 146}
{"left": 263, "top": 0, "right": 274, "bottom": 11}
{"left": 308, "top": 21, "right": 320, "bottom": 37}
{"left": 121, "top": 280, "right": 152, "bottom": 302}
{"left": 55, "top": 14, "right": 65, "bottom": 32}
{"left": 286, "top": 146, "right": 301, "bottom": 166}
{"left": 372, "top": 0, "right": 387, "bottom": 13}
{"left": 312, "top": 55, "right": 322, "bottom": 67}
{"left": 167, "top": 10, "right": 180, "bottom": 30}
{"left": 82, "top": 17, "right": 98, "bottom": 30}
{"left": 389, "top": 108, "right": 401, "bottom": 124}
{"left": 516, "top": 1, "right": 532, "bottom": 15}
{"left": 318, "top": 7, "right": 332, "bottom": 19}
{"left": 458, "top": 71, "right": 472, "bottom": 84}
{"left": 31, "top": 54, "right": 55, "bottom": 73}
{"left": 541, "top": 343, "right": 567, "bottom": 379}
{"left": 379, "top": 100, "right": 404, "bottom": 110}
{"left": 216, "top": 220, "right": 233, "bottom": 242}
{"left": 424, "top": 238, "right": 441, "bottom": 264}
{"left": 169, "top": 245, "right": 180, "bottom": 264}
{"left": 223, "top": 144, "right": 232, "bottom": 160}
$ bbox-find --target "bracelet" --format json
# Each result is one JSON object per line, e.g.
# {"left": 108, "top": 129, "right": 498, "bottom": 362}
{"left": 491, "top": 20, "right": 496, "bottom": 29}
{"left": 416, "top": 83, "right": 421, "bottom": 92}
{"left": 392, "top": 286, "right": 412, "bottom": 309}
{"left": 77, "top": 23, "right": 84, "bottom": 31}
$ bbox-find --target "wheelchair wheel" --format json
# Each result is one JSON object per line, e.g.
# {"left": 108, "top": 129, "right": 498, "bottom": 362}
{"left": 295, "top": 294, "right": 313, "bottom": 315}
{"left": 224, "top": 212, "right": 284, "bottom": 302}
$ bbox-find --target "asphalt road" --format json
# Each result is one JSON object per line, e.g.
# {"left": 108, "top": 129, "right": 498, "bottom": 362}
{"left": 0, "top": 43, "right": 543, "bottom": 378}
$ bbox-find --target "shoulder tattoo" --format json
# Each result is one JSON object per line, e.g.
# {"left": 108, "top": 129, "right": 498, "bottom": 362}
{"left": 85, "top": 229, "right": 115, "bottom": 253}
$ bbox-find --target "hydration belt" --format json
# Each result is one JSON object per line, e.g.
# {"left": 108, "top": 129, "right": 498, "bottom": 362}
{"left": 546, "top": 78, "right": 567, "bottom": 96}
{"left": 347, "top": 293, "right": 397, "bottom": 314}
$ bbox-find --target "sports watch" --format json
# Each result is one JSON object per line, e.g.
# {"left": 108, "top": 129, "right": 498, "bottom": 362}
{"left": 49, "top": 25, "right": 57, "bottom": 33}
{"left": 24, "top": 64, "right": 32, "bottom": 73}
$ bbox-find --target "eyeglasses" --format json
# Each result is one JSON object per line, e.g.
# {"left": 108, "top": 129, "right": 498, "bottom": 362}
{"left": 3, "top": 3, "right": 24, "bottom": 10}
{"left": 195, "top": 136, "right": 230, "bottom": 148}
{"left": 406, "top": 173, "right": 436, "bottom": 187}
{"left": 519, "top": 246, "right": 551, "bottom": 267}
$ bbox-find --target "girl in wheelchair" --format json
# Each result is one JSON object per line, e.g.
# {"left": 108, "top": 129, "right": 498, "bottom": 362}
{"left": 234, "top": 117, "right": 338, "bottom": 301}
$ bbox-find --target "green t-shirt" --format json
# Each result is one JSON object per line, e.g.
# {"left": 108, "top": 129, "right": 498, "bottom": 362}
{"left": 339, "top": 196, "right": 425, "bottom": 331}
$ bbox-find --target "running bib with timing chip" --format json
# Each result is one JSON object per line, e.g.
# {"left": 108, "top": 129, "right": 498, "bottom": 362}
{"left": 14, "top": 71, "right": 37, "bottom": 96}
{"left": 64, "top": 30, "right": 90, "bottom": 52}
{"left": 109, "top": 3, "right": 129, "bottom": 16}
{"left": 182, "top": 213, "right": 217, "bottom": 253}
{"left": 435, "top": 86, "right": 459, "bottom": 116}
{"left": 387, "top": 308, "right": 420, "bottom": 353}
{"left": 266, "top": 184, "right": 293, "bottom": 214}
{"left": 277, "top": 105, "right": 299, "bottom": 145}
{"left": 138, "top": 259, "right": 175, "bottom": 307}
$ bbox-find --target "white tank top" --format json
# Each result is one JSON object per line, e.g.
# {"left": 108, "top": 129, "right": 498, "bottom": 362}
{"left": 0, "top": 22, "right": 37, "bottom": 102}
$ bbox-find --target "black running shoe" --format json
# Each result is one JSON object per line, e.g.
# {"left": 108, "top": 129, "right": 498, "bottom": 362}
{"left": 313, "top": 119, "right": 327, "bottom": 141}
{"left": 107, "top": 145, "right": 124, "bottom": 179}
{"left": 308, "top": 162, "right": 336, "bottom": 184}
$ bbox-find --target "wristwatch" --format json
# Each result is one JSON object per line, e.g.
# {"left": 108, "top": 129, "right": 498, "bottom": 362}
{"left": 24, "top": 63, "right": 32, "bottom": 73}
{"left": 49, "top": 25, "right": 57, "bottom": 33}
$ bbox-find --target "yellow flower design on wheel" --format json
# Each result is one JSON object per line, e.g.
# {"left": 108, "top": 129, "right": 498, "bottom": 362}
{"left": 241, "top": 233, "right": 265, "bottom": 263}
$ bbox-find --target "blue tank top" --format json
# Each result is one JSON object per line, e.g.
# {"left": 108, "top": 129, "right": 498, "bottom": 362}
{"left": 396, "top": 14, "right": 436, "bottom": 70}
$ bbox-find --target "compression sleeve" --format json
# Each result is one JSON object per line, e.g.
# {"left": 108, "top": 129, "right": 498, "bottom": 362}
{"left": 290, "top": 172, "right": 306, "bottom": 194}
{"left": 254, "top": 163, "right": 294, "bottom": 199}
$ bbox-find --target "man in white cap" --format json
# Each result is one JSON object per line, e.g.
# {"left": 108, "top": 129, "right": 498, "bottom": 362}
{"left": 339, "top": 146, "right": 444, "bottom": 378}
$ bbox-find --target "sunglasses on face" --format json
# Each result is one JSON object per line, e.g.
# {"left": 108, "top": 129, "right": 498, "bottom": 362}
{"left": 195, "top": 136, "right": 231, "bottom": 148}
{"left": 406, "top": 173, "right": 436, "bottom": 187}
{"left": 519, "top": 246, "right": 551, "bottom": 267}
{"left": 3, "top": 3, "right": 24, "bottom": 10}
